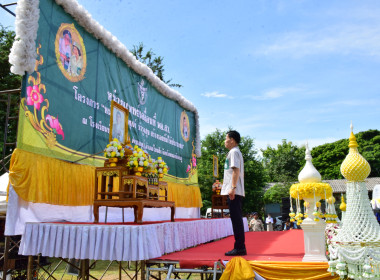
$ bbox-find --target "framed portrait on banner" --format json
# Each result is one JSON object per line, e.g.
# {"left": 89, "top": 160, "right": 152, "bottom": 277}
{"left": 110, "top": 101, "right": 129, "bottom": 145}
{"left": 213, "top": 155, "right": 219, "bottom": 178}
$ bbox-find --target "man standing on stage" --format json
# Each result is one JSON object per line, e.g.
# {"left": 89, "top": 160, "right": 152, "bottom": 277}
{"left": 221, "top": 130, "right": 246, "bottom": 256}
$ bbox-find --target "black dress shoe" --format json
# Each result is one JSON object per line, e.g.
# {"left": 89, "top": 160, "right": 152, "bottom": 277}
{"left": 225, "top": 248, "right": 247, "bottom": 256}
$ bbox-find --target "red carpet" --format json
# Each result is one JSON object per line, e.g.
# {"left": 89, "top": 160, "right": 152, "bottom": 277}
{"left": 155, "top": 230, "right": 305, "bottom": 268}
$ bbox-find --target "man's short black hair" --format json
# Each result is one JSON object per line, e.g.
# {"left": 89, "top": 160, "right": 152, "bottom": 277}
{"left": 227, "top": 130, "right": 241, "bottom": 144}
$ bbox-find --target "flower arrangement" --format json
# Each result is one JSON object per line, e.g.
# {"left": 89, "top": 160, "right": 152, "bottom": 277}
{"left": 104, "top": 138, "right": 125, "bottom": 159}
{"left": 212, "top": 180, "right": 222, "bottom": 195}
{"left": 325, "top": 223, "right": 340, "bottom": 260}
{"left": 156, "top": 157, "right": 168, "bottom": 178}
{"left": 127, "top": 145, "right": 149, "bottom": 176}
{"left": 290, "top": 182, "right": 332, "bottom": 200}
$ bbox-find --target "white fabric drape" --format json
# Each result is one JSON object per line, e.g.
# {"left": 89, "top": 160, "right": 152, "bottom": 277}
{"left": 19, "top": 218, "right": 249, "bottom": 261}
{"left": 5, "top": 185, "right": 200, "bottom": 236}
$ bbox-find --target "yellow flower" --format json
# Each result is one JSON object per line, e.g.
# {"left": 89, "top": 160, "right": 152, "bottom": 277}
{"left": 111, "top": 151, "right": 116, "bottom": 157}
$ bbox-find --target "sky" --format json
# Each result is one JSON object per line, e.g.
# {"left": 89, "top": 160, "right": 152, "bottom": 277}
{"left": 1, "top": 0, "right": 380, "bottom": 155}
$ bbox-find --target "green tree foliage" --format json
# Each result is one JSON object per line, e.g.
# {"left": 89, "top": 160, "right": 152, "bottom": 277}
{"left": 198, "top": 129, "right": 266, "bottom": 215}
{"left": 261, "top": 139, "right": 305, "bottom": 183}
{"left": 0, "top": 25, "right": 22, "bottom": 172}
{"left": 131, "top": 43, "right": 182, "bottom": 88}
{"left": 263, "top": 183, "right": 291, "bottom": 204}
{"left": 312, "top": 129, "right": 380, "bottom": 179}
{"left": 0, "top": 25, "right": 21, "bottom": 91}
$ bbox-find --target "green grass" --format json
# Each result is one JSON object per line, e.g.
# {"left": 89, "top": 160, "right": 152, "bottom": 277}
{"left": 37, "top": 258, "right": 215, "bottom": 279}
{"left": 39, "top": 258, "right": 139, "bottom": 280}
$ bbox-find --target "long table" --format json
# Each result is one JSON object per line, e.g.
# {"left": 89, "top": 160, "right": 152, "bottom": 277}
{"left": 93, "top": 199, "right": 175, "bottom": 223}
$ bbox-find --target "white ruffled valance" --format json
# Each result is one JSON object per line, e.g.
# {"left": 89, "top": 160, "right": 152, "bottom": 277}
{"left": 19, "top": 218, "right": 249, "bottom": 261}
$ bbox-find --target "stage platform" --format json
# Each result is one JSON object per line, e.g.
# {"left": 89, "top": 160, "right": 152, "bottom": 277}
{"left": 149, "top": 230, "right": 338, "bottom": 280}
{"left": 19, "top": 218, "right": 249, "bottom": 261}
{"left": 154, "top": 230, "right": 305, "bottom": 268}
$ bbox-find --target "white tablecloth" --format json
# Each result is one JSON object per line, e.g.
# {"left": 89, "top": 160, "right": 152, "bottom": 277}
{"left": 5, "top": 185, "right": 200, "bottom": 235}
{"left": 19, "top": 218, "right": 249, "bottom": 261}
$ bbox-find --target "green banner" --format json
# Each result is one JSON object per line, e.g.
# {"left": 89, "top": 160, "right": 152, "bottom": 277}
{"left": 17, "top": 0, "right": 197, "bottom": 181}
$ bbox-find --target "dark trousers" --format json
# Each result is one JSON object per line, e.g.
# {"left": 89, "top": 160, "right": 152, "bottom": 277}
{"left": 228, "top": 195, "right": 245, "bottom": 250}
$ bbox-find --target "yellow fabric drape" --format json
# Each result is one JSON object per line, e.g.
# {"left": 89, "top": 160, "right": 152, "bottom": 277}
{"left": 9, "top": 149, "right": 203, "bottom": 208}
{"left": 9, "top": 148, "right": 95, "bottom": 206}
{"left": 167, "top": 182, "right": 203, "bottom": 208}
{"left": 221, "top": 257, "right": 339, "bottom": 280}
{"left": 221, "top": 257, "right": 255, "bottom": 280}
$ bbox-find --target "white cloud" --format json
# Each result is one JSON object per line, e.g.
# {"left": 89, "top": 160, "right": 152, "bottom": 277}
{"left": 246, "top": 87, "right": 301, "bottom": 100}
{"left": 255, "top": 24, "right": 380, "bottom": 58}
{"left": 201, "top": 91, "right": 233, "bottom": 99}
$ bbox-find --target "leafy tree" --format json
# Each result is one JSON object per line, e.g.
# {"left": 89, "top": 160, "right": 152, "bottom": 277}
{"left": 261, "top": 140, "right": 305, "bottom": 183}
{"left": 312, "top": 129, "right": 380, "bottom": 179}
{"left": 0, "top": 25, "right": 21, "bottom": 91}
{"left": 198, "top": 129, "right": 266, "bottom": 215}
{"left": 131, "top": 43, "right": 182, "bottom": 88}
{"left": 263, "top": 183, "right": 291, "bottom": 204}
{"left": 0, "top": 25, "right": 22, "bottom": 173}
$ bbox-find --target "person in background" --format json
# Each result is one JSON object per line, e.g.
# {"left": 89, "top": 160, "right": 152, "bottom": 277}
{"left": 250, "top": 212, "right": 264, "bottom": 232}
{"left": 283, "top": 218, "right": 296, "bottom": 230}
{"left": 265, "top": 213, "right": 274, "bottom": 231}
{"left": 221, "top": 130, "right": 246, "bottom": 256}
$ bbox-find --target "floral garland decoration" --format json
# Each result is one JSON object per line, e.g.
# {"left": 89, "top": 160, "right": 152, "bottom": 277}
{"left": 325, "top": 223, "right": 340, "bottom": 261}
{"left": 290, "top": 182, "right": 332, "bottom": 200}
{"left": 325, "top": 196, "right": 338, "bottom": 224}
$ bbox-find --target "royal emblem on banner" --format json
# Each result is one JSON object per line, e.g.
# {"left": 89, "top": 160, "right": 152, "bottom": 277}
{"left": 55, "top": 23, "right": 87, "bottom": 82}
{"left": 138, "top": 79, "right": 148, "bottom": 105}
